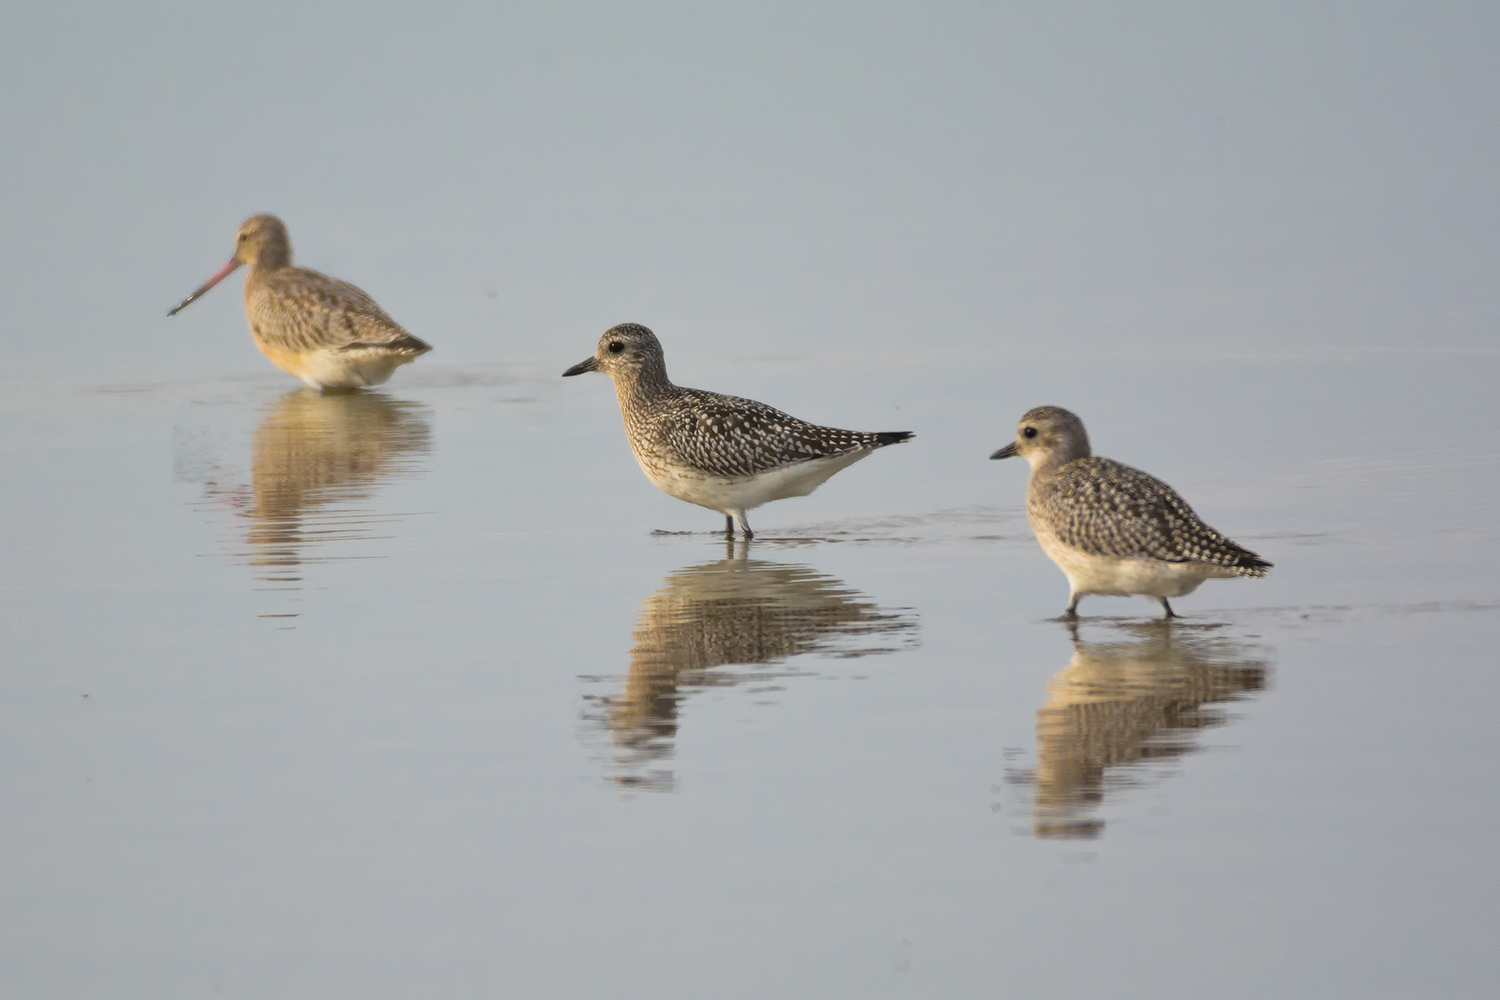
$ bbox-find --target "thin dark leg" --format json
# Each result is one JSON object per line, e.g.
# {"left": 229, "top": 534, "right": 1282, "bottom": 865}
{"left": 725, "top": 514, "right": 735, "bottom": 538}
{"left": 1064, "top": 596, "right": 1080, "bottom": 618}
{"left": 1160, "top": 597, "right": 1177, "bottom": 619}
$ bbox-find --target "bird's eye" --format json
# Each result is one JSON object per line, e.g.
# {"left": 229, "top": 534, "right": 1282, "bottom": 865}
{"left": 607, "top": 341, "right": 625, "bottom": 354}
{"left": 1022, "top": 426, "right": 1038, "bottom": 439}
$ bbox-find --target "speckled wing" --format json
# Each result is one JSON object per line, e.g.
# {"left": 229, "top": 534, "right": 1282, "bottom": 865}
{"left": 1037, "top": 457, "right": 1268, "bottom": 573}
{"left": 653, "top": 389, "right": 901, "bottom": 478}
{"left": 250, "top": 268, "right": 431, "bottom": 356}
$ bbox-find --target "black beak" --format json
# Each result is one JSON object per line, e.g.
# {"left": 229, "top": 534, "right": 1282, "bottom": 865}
{"left": 562, "top": 356, "right": 600, "bottom": 377}
{"left": 990, "top": 442, "right": 1019, "bottom": 460}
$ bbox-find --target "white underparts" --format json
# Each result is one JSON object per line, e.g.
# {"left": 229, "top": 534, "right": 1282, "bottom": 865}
{"left": 634, "top": 448, "right": 877, "bottom": 516}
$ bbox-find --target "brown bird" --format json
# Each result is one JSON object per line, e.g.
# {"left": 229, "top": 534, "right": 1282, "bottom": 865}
{"left": 991, "top": 406, "right": 1270, "bottom": 618}
{"left": 168, "top": 214, "right": 431, "bottom": 390}
{"left": 563, "top": 323, "right": 912, "bottom": 538}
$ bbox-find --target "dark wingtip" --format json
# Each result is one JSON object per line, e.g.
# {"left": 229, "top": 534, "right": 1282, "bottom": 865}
{"left": 337, "top": 335, "right": 431, "bottom": 356}
{"left": 875, "top": 431, "right": 913, "bottom": 446}
{"left": 1236, "top": 553, "right": 1273, "bottom": 577}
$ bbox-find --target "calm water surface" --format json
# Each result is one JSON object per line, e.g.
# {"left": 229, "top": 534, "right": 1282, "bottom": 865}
{"left": 1, "top": 349, "right": 1495, "bottom": 997}
{"left": 6, "top": 2, "right": 1500, "bottom": 994}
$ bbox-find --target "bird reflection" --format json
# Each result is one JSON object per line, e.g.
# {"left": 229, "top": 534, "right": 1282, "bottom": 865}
{"left": 588, "top": 545, "right": 919, "bottom": 790}
{"left": 201, "top": 390, "right": 431, "bottom": 591}
{"left": 1015, "top": 622, "right": 1269, "bottom": 839}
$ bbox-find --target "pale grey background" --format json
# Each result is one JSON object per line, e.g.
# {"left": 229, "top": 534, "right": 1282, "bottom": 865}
{"left": 2, "top": 3, "right": 1497, "bottom": 998}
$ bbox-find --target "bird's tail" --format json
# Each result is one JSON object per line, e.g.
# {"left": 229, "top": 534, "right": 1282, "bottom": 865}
{"left": 341, "top": 333, "right": 432, "bottom": 356}
{"left": 1232, "top": 554, "right": 1272, "bottom": 578}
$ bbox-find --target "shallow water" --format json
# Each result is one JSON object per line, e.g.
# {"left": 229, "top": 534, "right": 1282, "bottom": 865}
{"left": 6, "top": 1, "right": 1500, "bottom": 991}
{"left": 2, "top": 347, "right": 1496, "bottom": 997}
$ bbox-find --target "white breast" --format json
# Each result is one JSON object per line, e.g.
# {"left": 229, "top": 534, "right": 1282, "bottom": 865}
{"left": 637, "top": 449, "right": 876, "bottom": 514}
{"left": 1032, "top": 519, "right": 1235, "bottom": 599}
{"left": 292, "top": 348, "right": 416, "bottom": 390}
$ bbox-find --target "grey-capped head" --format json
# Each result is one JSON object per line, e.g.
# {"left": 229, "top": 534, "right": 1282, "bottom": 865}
{"left": 562, "top": 323, "right": 668, "bottom": 382}
{"left": 990, "top": 405, "right": 1092, "bottom": 469}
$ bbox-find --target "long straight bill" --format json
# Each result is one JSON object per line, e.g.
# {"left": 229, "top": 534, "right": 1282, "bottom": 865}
{"left": 167, "top": 256, "right": 242, "bottom": 316}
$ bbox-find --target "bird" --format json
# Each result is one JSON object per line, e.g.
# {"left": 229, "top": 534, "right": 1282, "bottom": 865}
{"left": 990, "top": 405, "right": 1269, "bottom": 619}
{"left": 562, "top": 323, "right": 912, "bottom": 538}
{"left": 167, "top": 214, "right": 431, "bottom": 391}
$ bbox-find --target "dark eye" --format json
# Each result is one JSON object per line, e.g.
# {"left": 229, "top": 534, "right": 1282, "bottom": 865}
{"left": 1022, "top": 426, "right": 1037, "bottom": 439}
{"left": 607, "top": 341, "right": 625, "bottom": 353}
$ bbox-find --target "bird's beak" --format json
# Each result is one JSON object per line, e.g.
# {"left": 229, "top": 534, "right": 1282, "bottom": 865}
{"left": 562, "top": 356, "right": 600, "bottom": 377}
{"left": 990, "top": 442, "right": 1019, "bottom": 460}
{"left": 167, "top": 255, "right": 242, "bottom": 316}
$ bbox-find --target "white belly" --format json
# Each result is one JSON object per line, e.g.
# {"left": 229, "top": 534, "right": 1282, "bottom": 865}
{"left": 280, "top": 347, "right": 415, "bottom": 390}
{"left": 1033, "top": 522, "right": 1234, "bottom": 599}
{"left": 636, "top": 449, "right": 875, "bottom": 514}
{"left": 306, "top": 349, "right": 417, "bottom": 390}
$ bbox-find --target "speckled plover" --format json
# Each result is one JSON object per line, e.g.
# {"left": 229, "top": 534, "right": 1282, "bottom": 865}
{"left": 991, "top": 406, "right": 1269, "bottom": 618}
{"left": 563, "top": 323, "right": 912, "bottom": 538}
{"left": 169, "top": 214, "right": 430, "bottom": 390}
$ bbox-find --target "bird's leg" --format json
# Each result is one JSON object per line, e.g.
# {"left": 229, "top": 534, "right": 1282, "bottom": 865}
{"left": 1065, "top": 594, "right": 1081, "bottom": 618}
{"left": 733, "top": 510, "right": 754, "bottom": 540}
{"left": 1159, "top": 597, "right": 1178, "bottom": 619}
{"left": 725, "top": 514, "right": 735, "bottom": 538}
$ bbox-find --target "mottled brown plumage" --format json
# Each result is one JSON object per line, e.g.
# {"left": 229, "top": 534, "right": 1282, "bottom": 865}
{"left": 992, "top": 405, "right": 1269, "bottom": 618}
{"left": 168, "top": 214, "right": 430, "bottom": 390}
{"left": 635, "top": 384, "right": 901, "bottom": 481}
{"left": 563, "top": 323, "right": 912, "bottom": 537}
{"left": 1036, "top": 456, "right": 1267, "bottom": 569}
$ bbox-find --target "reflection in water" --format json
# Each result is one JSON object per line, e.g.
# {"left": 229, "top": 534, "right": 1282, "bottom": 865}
{"left": 587, "top": 546, "right": 919, "bottom": 790}
{"left": 1014, "top": 623, "right": 1269, "bottom": 839}
{"left": 193, "top": 390, "right": 431, "bottom": 594}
